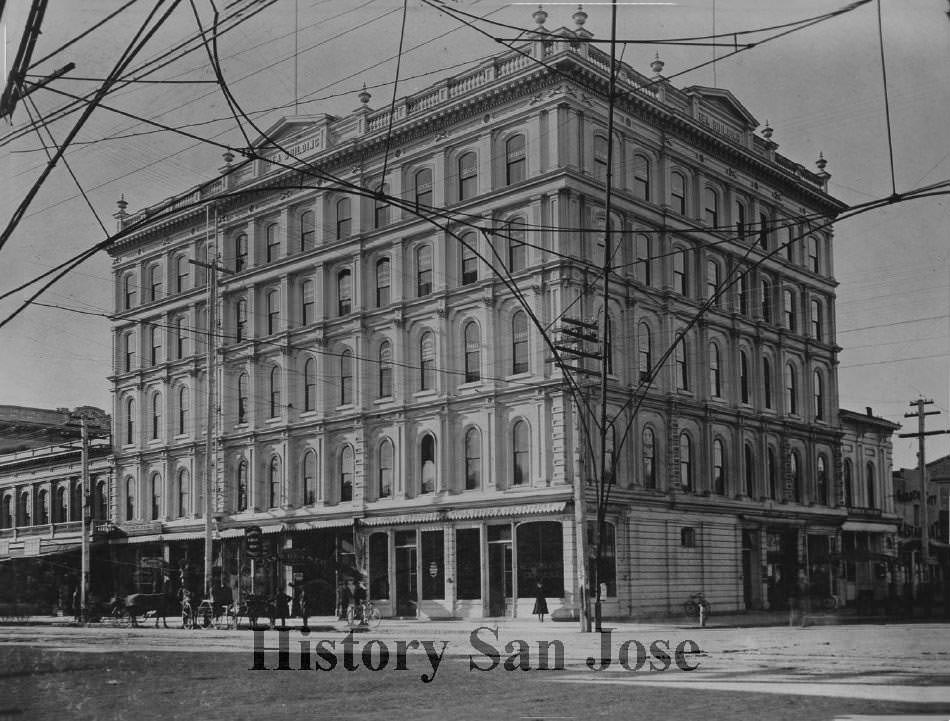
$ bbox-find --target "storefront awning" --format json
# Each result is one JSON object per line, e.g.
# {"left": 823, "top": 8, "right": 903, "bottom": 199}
{"left": 447, "top": 502, "right": 568, "bottom": 520}
{"left": 842, "top": 520, "right": 897, "bottom": 533}
{"left": 361, "top": 512, "right": 442, "bottom": 527}
{"left": 740, "top": 515, "right": 807, "bottom": 527}
{"left": 287, "top": 518, "right": 353, "bottom": 531}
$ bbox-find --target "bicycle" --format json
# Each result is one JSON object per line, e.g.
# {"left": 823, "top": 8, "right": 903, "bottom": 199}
{"left": 346, "top": 600, "right": 381, "bottom": 630}
{"left": 683, "top": 592, "right": 711, "bottom": 618}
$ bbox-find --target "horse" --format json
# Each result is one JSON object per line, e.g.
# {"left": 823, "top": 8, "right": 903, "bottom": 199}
{"left": 123, "top": 592, "right": 174, "bottom": 628}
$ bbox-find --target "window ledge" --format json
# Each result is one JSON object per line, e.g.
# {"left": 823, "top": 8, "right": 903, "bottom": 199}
{"left": 414, "top": 390, "right": 438, "bottom": 399}
{"left": 373, "top": 397, "right": 394, "bottom": 405}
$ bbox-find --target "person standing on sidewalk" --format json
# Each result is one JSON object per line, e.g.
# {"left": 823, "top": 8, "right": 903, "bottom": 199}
{"left": 532, "top": 580, "right": 548, "bottom": 623}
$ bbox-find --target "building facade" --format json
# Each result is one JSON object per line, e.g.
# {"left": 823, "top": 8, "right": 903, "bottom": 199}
{"left": 894, "top": 453, "right": 950, "bottom": 595}
{"left": 104, "top": 8, "right": 886, "bottom": 618}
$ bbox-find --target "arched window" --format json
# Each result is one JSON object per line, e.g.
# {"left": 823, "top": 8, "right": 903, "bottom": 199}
{"left": 175, "top": 316, "right": 189, "bottom": 358}
{"left": 125, "top": 477, "right": 135, "bottom": 521}
{"left": 236, "top": 298, "right": 248, "bottom": 342}
{"left": 785, "top": 363, "right": 798, "bottom": 414}
{"left": 268, "top": 456, "right": 282, "bottom": 508}
{"left": 507, "top": 218, "right": 526, "bottom": 272}
{"left": 0, "top": 495, "right": 10, "bottom": 529}
{"left": 638, "top": 322, "right": 652, "bottom": 382}
{"left": 810, "top": 299, "right": 823, "bottom": 341}
{"left": 414, "top": 168, "right": 432, "bottom": 210}
{"left": 512, "top": 420, "right": 529, "bottom": 486}
{"left": 123, "top": 331, "right": 136, "bottom": 372}
{"left": 464, "top": 321, "right": 481, "bottom": 383}
{"left": 125, "top": 397, "right": 135, "bottom": 445}
{"left": 149, "top": 473, "right": 161, "bottom": 520}
{"left": 378, "top": 439, "right": 393, "bottom": 499}
{"left": 505, "top": 135, "right": 526, "bottom": 185}
{"left": 670, "top": 171, "right": 687, "bottom": 214}
{"left": 512, "top": 311, "right": 529, "bottom": 374}
{"left": 843, "top": 459, "right": 854, "bottom": 507}
{"left": 816, "top": 455, "right": 828, "bottom": 505}
{"left": 340, "top": 446, "right": 354, "bottom": 502}
{"left": 151, "top": 391, "right": 162, "bottom": 440}
{"left": 177, "top": 386, "right": 190, "bottom": 435}
{"left": 807, "top": 236, "right": 820, "bottom": 273}
{"left": 375, "top": 258, "right": 391, "bottom": 307}
{"left": 378, "top": 341, "right": 393, "bottom": 398}
{"left": 783, "top": 288, "right": 796, "bottom": 331}
{"left": 737, "top": 271, "right": 749, "bottom": 315}
{"left": 55, "top": 486, "right": 66, "bottom": 523}
{"left": 303, "top": 450, "right": 317, "bottom": 505}
{"left": 866, "top": 461, "right": 876, "bottom": 508}
{"left": 234, "top": 233, "right": 248, "bottom": 272}
{"left": 704, "top": 187, "right": 719, "bottom": 226}
{"left": 763, "top": 357, "right": 773, "bottom": 409}
{"left": 758, "top": 211, "right": 770, "bottom": 249}
{"left": 705, "top": 259, "right": 720, "bottom": 303}
{"left": 175, "top": 254, "right": 189, "bottom": 293}
{"left": 739, "top": 350, "right": 750, "bottom": 404}
{"left": 266, "top": 222, "right": 280, "bottom": 263}
{"left": 713, "top": 439, "right": 725, "bottom": 495}
{"left": 709, "top": 342, "right": 721, "bottom": 397}
{"left": 37, "top": 489, "right": 49, "bottom": 525}
{"left": 301, "top": 279, "right": 314, "bottom": 326}
{"left": 93, "top": 480, "right": 107, "bottom": 520}
{"left": 460, "top": 232, "right": 478, "bottom": 285}
{"left": 458, "top": 151, "right": 478, "bottom": 200}
{"left": 374, "top": 183, "right": 389, "bottom": 229}
{"left": 761, "top": 278, "right": 773, "bottom": 323}
{"left": 464, "top": 428, "right": 481, "bottom": 490}
{"left": 340, "top": 350, "right": 353, "bottom": 404}
{"left": 673, "top": 247, "right": 688, "bottom": 295}
{"left": 237, "top": 461, "right": 248, "bottom": 512}
{"left": 70, "top": 480, "right": 81, "bottom": 522}
{"left": 150, "top": 325, "right": 162, "bottom": 366}
{"left": 149, "top": 263, "right": 162, "bottom": 302}
{"left": 734, "top": 198, "right": 747, "bottom": 239}
{"left": 790, "top": 451, "right": 801, "bottom": 503}
{"left": 337, "top": 269, "right": 351, "bottom": 315}
{"left": 177, "top": 469, "right": 190, "bottom": 518}
{"left": 416, "top": 244, "right": 432, "bottom": 297}
{"left": 237, "top": 372, "right": 249, "bottom": 423}
{"left": 679, "top": 433, "right": 692, "bottom": 490}
{"left": 304, "top": 357, "right": 316, "bottom": 411}
{"left": 269, "top": 366, "right": 281, "bottom": 417}
{"left": 767, "top": 448, "right": 778, "bottom": 499}
{"left": 642, "top": 427, "right": 656, "bottom": 489}
{"left": 635, "top": 234, "right": 652, "bottom": 286}
{"left": 593, "top": 134, "right": 608, "bottom": 181}
{"left": 300, "top": 210, "right": 315, "bottom": 251}
{"left": 632, "top": 154, "right": 650, "bottom": 200}
{"left": 266, "top": 289, "right": 280, "bottom": 335}
{"left": 420, "top": 332, "right": 435, "bottom": 390}
{"left": 744, "top": 443, "right": 755, "bottom": 497}
{"left": 675, "top": 335, "right": 689, "bottom": 391}
{"left": 336, "top": 198, "right": 351, "bottom": 240}
{"left": 420, "top": 434, "right": 436, "bottom": 494}
{"left": 814, "top": 370, "right": 824, "bottom": 420}
{"left": 123, "top": 272, "right": 137, "bottom": 310}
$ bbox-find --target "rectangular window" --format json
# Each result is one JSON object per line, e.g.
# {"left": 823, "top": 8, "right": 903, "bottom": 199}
{"left": 586, "top": 521, "right": 616, "bottom": 597}
{"left": 417, "top": 245, "right": 432, "bottom": 297}
{"left": 301, "top": 281, "right": 314, "bottom": 326}
{"left": 369, "top": 533, "right": 389, "bottom": 600}
{"left": 455, "top": 528, "right": 481, "bottom": 600}
{"left": 461, "top": 245, "right": 478, "bottom": 286}
{"left": 421, "top": 530, "right": 445, "bottom": 600}
{"left": 459, "top": 153, "right": 478, "bottom": 201}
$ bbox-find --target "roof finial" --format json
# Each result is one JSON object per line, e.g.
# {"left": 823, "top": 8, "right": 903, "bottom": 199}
{"left": 358, "top": 83, "right": 371, "bottom": 106}
{"left": 573, "top": 4, "right": 588, "bottom": 28}
{"left": 650, "top": 52, "right": 665, "bottom": 76}
{"left": 761, "top": 120, "right": 773, "bottom": 140}
{"left": 532, "top": 4, "right": 548, "bottom": 27}
{"left": 816, "top": 151, "right": 827, "bottom": 171}
{"left": 116, "top": 194, "right": 128, "bottom": 212}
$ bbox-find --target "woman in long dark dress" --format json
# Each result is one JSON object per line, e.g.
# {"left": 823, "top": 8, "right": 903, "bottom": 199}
{"left": 532, "top": 580, "right": 548, "bottom": 622}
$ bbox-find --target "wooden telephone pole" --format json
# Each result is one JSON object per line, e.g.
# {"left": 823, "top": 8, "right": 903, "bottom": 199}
{"left": 899, "top": 398, "right": 949, "bottom": 592}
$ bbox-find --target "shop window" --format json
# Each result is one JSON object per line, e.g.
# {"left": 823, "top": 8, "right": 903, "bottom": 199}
{"left": 455, "top": 528, "right": 481, "bottom": 600}
{"left": 517, "top": 521, "right": 564, "bottom": 598}
{"left": 681, "top": 527, "right": 696, "bottom": 548}
{"left": 369, "top": 533, "right": 389, "bottom": 599}
{"left": 421, "top": 530, "right": 445, "bottom": 600}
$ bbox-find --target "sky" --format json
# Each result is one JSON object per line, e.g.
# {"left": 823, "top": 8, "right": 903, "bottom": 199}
{"left": 0, "top": 0, "right": 948, "bottom": 471}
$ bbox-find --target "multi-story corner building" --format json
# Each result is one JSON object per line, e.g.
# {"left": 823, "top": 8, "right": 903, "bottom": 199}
{"left": 0, "top": 405, "right": 112, "bottom": 612}
{"left": 894, "top": 454, "right": 950, "bottom": 593}
{"left": 106, "top": 7, "right": 879, "bottom": 618}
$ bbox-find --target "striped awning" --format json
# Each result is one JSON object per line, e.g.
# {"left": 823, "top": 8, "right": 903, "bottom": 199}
{"left": 361, "top": 512, "right": 442, "bottom": 527}
{"left": 447, "top": 502, "right": 568, "bottom": 520}
{"left": 842, "top": 520, "right": 898, "bottom": 534}
{"left": 287, "top": 518, "right": 353, "bottom": 531}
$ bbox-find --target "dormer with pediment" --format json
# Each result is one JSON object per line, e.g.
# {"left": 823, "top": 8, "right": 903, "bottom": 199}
{"left": 250, "top": 114, "right": 336, "bottom": 177}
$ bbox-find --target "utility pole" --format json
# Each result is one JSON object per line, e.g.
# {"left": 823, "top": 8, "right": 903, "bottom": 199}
{"left": 554, "top": 316, "right": 600, "bottom": 633}
{"left": 80, "top": 417, "right": 90, "bottom": 624}
{"left": 899, "top": 398, "right": 949, "bottom": 595}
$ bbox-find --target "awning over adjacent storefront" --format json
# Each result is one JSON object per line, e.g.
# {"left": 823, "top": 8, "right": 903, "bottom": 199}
{"left": 287, "top": 518, "right": 353, "bottom": 531}
{"left": 361, "top": 512, "right": 442, "bottom": 527}
{"left": 447, "top": 501, "right": 568, "bottom": 520}
{"left": 842, "top": 520, "right": 898, "bottom": 533}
